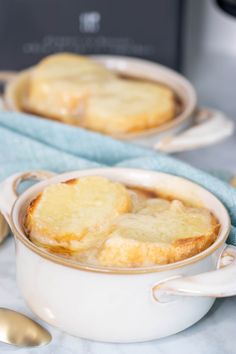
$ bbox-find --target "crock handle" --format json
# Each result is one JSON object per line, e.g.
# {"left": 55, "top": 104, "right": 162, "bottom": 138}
{"left": 155, "top": 108, "right": 234, "bottom": 153}
{"left": 153, "top": 245, "right": 236, "bottom": 302}
{"left": 0, "top": 171, "right": 55, "bottom": 242}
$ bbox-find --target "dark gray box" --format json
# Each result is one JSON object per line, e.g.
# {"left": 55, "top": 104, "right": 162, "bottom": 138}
{"left": 0, "top": 0, "right": 183, "bottom": 70}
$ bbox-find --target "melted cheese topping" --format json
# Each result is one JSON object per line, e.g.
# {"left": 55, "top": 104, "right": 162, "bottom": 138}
{"left": 25, "top": 178, "right": 218, "bottom": 267}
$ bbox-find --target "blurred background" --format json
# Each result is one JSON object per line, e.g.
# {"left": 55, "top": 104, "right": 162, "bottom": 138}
{"left": 0, "top": 0, "right": 235, "bottom": 170}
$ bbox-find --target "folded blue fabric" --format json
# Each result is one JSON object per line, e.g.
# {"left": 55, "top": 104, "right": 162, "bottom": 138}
{"left": 0, "top": 112, "right": 235, "bottom": 244}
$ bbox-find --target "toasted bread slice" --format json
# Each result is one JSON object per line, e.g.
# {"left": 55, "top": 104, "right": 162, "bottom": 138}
{"left": 23, "top": 52, "right": 175, "bottom": 133}
{"left": 25, "top": 176, "right": 132, "bottom": 251}
{"left": 97, "top": 200, "right": 219, "bottom": 267}
{"left": 83, "top": 79, "right": 175, "bottom": 134}
{"left": 24, "top": 53, "right": 115, "bottom": 124}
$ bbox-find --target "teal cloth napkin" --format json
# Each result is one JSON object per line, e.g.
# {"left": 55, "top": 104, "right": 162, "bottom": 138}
{"left": 0, "top": 112, "right": 236, "bottom": 244}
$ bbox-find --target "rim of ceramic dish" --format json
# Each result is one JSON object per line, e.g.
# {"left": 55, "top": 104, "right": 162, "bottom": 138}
{"left": 4, "top": 55, "right": 197, "bottom": 139}
{"left": 9, "top": 168, "right": 231, "bottom": 275}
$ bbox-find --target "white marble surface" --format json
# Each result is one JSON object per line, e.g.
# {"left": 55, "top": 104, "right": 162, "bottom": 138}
{"left": 0, "top": 232, "right": 235, "bottom": 354}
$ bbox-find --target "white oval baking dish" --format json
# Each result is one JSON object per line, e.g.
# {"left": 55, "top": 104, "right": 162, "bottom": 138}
{"left": 1, "top": 56, "right": 234, "bottom": 153}
{"left": 0, "top": 168, "right": 235, "bottom": 343}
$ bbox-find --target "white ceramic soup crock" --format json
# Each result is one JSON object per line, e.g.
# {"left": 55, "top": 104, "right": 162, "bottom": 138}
{"left": 0, "top": 168, "right": 236, "bottom": 343}
{"left": 1, "top": 56, "right": 234, "bottom": 153}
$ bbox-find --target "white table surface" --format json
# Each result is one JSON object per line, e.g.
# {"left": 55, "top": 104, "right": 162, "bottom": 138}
{"left": 1, "top": 66, "right": 236, "bottom": 353}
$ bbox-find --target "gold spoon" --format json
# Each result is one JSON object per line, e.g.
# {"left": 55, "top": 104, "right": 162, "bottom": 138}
{"left": 0, "top": 308, "right": 52, "bottom": 349}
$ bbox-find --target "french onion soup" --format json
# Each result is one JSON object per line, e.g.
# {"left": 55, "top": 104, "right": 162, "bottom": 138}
{"left": 24, "top": 176, "right": 219, "bottom": 268}
{"left": 21, "top": 53, "right": 179, "bottom": 135}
